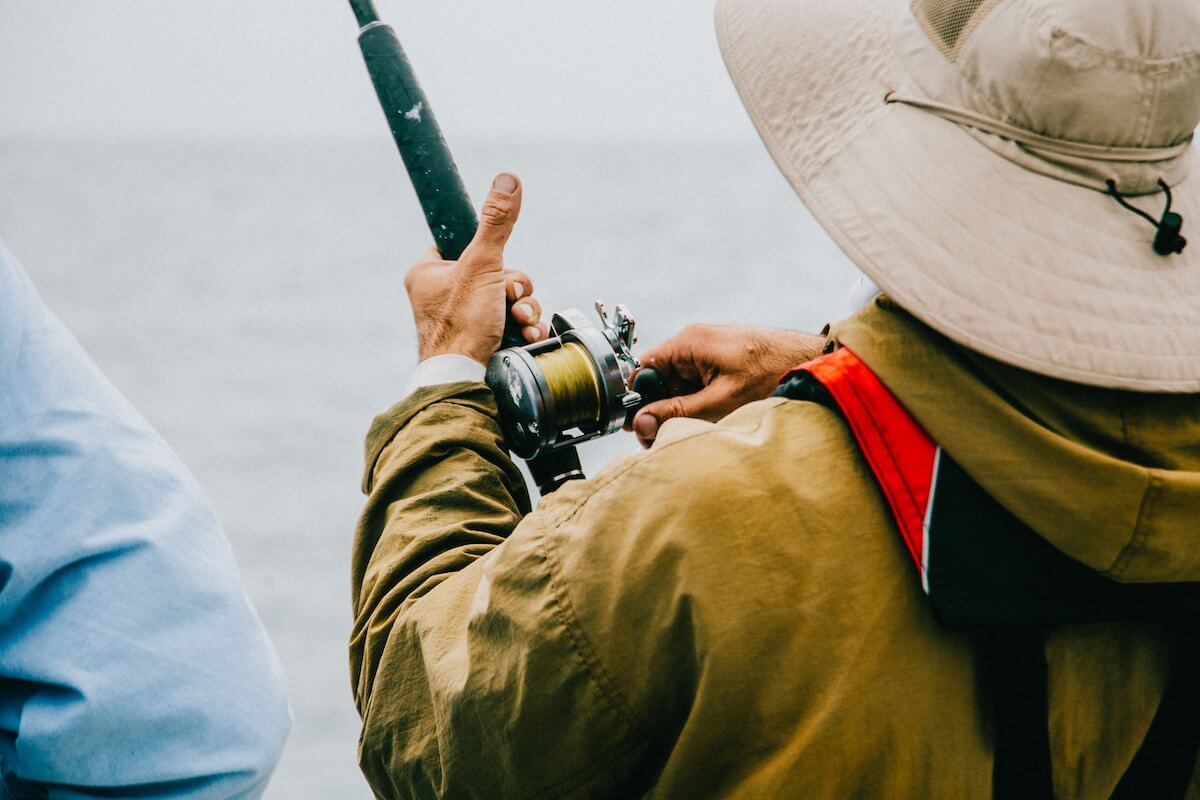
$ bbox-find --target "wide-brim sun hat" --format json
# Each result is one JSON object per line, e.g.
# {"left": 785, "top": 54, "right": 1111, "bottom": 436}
{"left": 716, "top": 0, "right": 1200, "bottom": 391}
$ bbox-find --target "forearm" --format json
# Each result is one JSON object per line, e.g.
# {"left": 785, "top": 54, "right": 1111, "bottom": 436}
{"left": 350, "top": 381, "right": 531, "bottom": 713}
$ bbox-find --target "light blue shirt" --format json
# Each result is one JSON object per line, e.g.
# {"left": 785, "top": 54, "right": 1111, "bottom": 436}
{"left": 0, "top": 241, "right": 290, "bottom": 798}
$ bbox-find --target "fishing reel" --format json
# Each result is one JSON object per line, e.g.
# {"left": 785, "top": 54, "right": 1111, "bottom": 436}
{"left": 486, "top": 302, "right": 660, "bottom": 460}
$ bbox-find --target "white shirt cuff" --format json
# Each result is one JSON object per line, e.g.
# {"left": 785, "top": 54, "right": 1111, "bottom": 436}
{"left": 403, "top": 354, "right": 487, "bottom": 397}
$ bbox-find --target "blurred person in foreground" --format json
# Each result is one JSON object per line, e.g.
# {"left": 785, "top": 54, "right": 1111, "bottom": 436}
{"left": 350, "top": 0, "right": 1200, "bottom": 797}
{"left": 0, "top": 238, "right": 290, "bottom": 796}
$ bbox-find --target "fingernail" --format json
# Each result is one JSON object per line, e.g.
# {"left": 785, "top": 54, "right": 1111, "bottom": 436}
{"left": 634, "top": 414, "right": 659, "bottom": 444}
{"left": 511, "top": 283, "right": 526, "bottom": 300}
{"left": 493, "top": 173, "right": 518, "bottom": 195}
{"left": 514, "top": 302, "right": 533, "bottom": 322}
{"left": 523, "top": 325, "right": 541, "bottom": 342}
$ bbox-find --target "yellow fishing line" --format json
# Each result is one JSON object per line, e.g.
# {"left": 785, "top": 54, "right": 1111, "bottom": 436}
{"left": 537, "top": 343, "right": 602, "bottom": 428}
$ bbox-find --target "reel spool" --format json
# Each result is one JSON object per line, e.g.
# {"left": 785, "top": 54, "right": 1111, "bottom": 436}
{"left": 486, "top": 303, "right": 648, "bottom": 460}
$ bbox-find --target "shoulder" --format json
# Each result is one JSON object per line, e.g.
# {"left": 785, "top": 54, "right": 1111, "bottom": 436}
{"left": 503, "top": 396, "right": 899, "bottom": 742}
{"left": 529, "top": 395, "right": 885, "bottom": 590}
{"left": 649, "top": 395, "right": 861, "bottom": 491}
{"left": 540, "top": 397, "right": 867, "bottom": 526}
{"left": 0, "top": 244, "right": 291, "bottom": 789}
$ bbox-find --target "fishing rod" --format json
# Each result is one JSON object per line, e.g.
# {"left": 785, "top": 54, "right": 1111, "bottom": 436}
{"left": 349, "top": 0, "right": 493, "bottom": 267}
{"left": 348, "top": 0, "right": 664, "bottom": 495}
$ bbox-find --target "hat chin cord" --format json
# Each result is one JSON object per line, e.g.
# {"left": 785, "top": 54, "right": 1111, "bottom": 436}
{"left": 884, "top": 92, "right": 1194, "bottom": 163}
{"left": 885, "top": 92, "right": 1189, "bottom": 257}
{"left": 1106, "top": 179, "right": 1188, "bottom": 257}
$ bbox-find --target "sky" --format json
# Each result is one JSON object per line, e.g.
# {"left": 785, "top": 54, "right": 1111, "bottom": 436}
{"left": 0, "top": 1, "right": 757, "bottom": 142}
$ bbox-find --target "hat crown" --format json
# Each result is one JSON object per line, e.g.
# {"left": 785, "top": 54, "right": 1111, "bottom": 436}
{"left": 918, "top": 0, "right": 1200, "bottom": 149}
{"left": 716, "top": 0, "right": 1200, "bottom": 391}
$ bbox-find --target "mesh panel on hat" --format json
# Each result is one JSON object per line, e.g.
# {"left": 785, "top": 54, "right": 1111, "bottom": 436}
{"left": 912, "top": 0, "right": 1002, "bottom": 61}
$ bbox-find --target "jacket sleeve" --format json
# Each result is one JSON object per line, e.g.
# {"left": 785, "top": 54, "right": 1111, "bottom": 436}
{"left": 350, "top": 383, "right": 695, "bottom": 799}
{"left": 350, "top": 381, "right": 532, "bottom": 713}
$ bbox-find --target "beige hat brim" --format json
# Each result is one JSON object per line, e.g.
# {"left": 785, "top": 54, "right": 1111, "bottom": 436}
{"left": 717, "top": 0, "right": 1200, "bottom": 391}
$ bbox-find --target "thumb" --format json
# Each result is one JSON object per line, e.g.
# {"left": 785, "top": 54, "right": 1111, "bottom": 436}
{"left": 632, "top": 384, "right": 727, "bottom": 447}
{"left": 463, "top": 173, "right": 523, "bottom": 265}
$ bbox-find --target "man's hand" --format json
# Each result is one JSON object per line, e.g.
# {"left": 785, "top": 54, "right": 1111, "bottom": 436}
{"left": 405, "top": 173, "right": 550, "bottom": 365}
{"left": 630, "top": 324, "right": 827, "bottom": 447}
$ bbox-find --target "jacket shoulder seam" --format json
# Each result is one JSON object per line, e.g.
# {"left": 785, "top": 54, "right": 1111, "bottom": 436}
{"left": 515, "top": 523, "right": 646, "bottom": 796}
{"left": 509, "top": 408, "right": 802, "bottom": 793}
{"left": 538, "top": 520, "right": 649, "bottom": 736}
{"left": 518, "top": 396, "right": 808, "bottom": 775}
{"left": 1105, "top": 469, "right": 1161, "bottom": 579}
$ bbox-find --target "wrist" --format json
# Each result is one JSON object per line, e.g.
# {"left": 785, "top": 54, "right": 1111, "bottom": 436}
{"left": 405, "top": 354, "right": 487, "bottom": 396}
{"left": 417, "top": 333, "right": 495, "bottom": 367}
{"left": 783, "top": 330, "right": 827, "bottom": 364}
{"left": 418, "top": 347, "right": 489, "bottom": 367}
{"left": 750, "top": 328, "right": 825, "bottom": 370}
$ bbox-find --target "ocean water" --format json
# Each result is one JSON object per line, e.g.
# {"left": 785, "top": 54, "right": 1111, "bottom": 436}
{"left": 0, "top": 136, "right": 857, "bottom": 798}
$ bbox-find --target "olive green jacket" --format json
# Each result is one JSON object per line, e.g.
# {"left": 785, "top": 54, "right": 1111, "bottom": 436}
{"left": 351, "top": 297, "right": 1200, "bottom": 799}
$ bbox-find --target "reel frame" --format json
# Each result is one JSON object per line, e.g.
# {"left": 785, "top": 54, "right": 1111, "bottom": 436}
{"left": 486, "top": 303, "right": 645, "bottom": 460}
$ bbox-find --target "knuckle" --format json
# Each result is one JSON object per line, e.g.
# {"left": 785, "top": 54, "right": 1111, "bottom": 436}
{"left": 681, "top": 322, "right": 716, "bottom": 342}
{"left": 506, "top": 273, "right": 533, "bottom": 298}
{"left": 480, "top": 196, "right": 514, "bottom": 227}
{"left": 403, "top": 266, "right": 420, "bottom": 292}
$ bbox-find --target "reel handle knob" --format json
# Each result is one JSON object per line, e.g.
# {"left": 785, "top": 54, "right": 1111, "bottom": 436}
{"left": 626, "top": 367, "right": 667, "bottom": 427}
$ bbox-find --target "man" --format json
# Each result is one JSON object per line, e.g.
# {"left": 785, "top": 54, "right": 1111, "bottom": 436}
{"left": 350, "top": 0, "right": 1200, "bottom": 796}
{"left": 0, "top": 237, "right": 290, "bottom": 796}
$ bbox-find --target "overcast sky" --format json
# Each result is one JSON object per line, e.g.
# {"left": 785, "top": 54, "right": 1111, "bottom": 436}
{"left": 0, "top": 1, "right": 757, "bottom": 142}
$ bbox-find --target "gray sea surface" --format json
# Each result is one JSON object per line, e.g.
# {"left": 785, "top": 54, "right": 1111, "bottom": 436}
{"left": 0, "top": 136, "right": 856, "bottom": 798}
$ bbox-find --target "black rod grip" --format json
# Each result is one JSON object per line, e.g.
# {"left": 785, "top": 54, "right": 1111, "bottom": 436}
{"left": 357, "top": 22, "right": 477, "bottom": 260}
{"left": 349, "top": 0, "right": 379, "bottom": 28}
{"left": 355, "top": 16, "right": 524, "bottom": 348}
